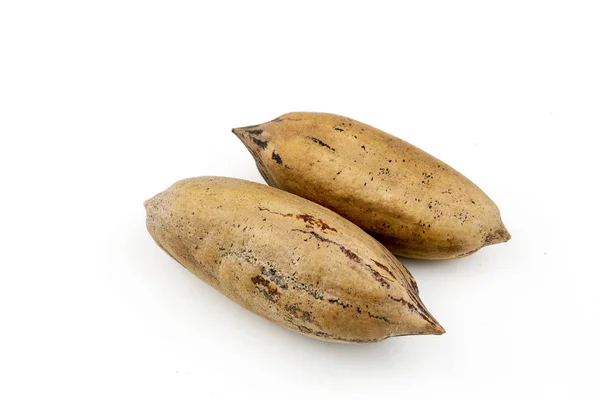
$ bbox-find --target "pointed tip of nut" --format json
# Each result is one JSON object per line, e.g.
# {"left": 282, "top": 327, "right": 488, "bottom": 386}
{"left": 484, "top": 223, "right": 511, "bottom": 246}
{"left": 391, "top": 318, "right": 446, "bottom": 337}
{"left": 503, "top": 226, "right": 512, "bottom": 242}
{"left": 232, "top": 123, "right": 266, "bottom": 136}
{"left": 419, "top": 311, "right": 446, "bottom": 336}
{"left": 429, "top": 323, "right": 446, "bottom": 335}
{"left": 402, "top": 295, "right": 446, "bottom": 336}
{"left": 231, "top": 127, "right": 243, "bottom": 136}
{"left": 144, "top": 193, "right": 162, "bottom": 211}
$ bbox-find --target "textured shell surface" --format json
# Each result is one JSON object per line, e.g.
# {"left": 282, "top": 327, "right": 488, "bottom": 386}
{"left": 145, "top": 177, "right": 444, "bottom": 343}
{"left": 233, "top": 112, "right": 510, "bottom": 259}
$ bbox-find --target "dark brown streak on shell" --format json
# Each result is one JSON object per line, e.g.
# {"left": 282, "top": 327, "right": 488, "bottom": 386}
{"left": 257, "top": 206, "right": 294, "bottom": 217}
{"left": 271, "top": 151, "right": 283, "bottom": 165}
{"left": 373, "top": 258, "right": 428, "bottom": 320}
{"left": 291, "top": 281, "right": 324, "bottom": 301}
{"left": 376, "top": 245, "right": 420, "bottom": 294}
{"left": 307, "top": 136, "right": 335, "bottom": 152}
{"left": 291, "top": 229, "right": 392, "bottom": 289}
{"left": 367, "top": 312, "right": 397, "bottom": 325}
{"left": 404, "top": 272, "right": 420, "bottom": 293}
{"left": 371, "top": 259, "right": 397, "bottom": 280}
{"left": 255, "top": 160, "right": 274, "bottom": 185}
{"left": 258, "top": 207, "right": 337, "bottom": 233}
{"left": 380, "top": 265, "right": 428, "bottom": 320}
{"left": 251, "top": 137, "right": 268, "bottom": 149}
{"left": 388, "top": 295, "right": 437, "bottom": 325}
{"left": 296, "top": 214, "right": 338, "bottom": 233}
{"left": 235, "top": 134, "right": 274, "bottom": 185}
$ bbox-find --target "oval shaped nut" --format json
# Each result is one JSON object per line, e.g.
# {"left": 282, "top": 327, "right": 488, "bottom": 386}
{"left": 144, "top": 177, "right": 444, "bottom": 343}
{"left": 233, "top": 112, "right": 510, "bottom": 260}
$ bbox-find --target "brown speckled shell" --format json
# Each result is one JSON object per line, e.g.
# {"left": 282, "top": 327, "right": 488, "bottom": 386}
{"left": 233, "top": 112, "right": 510, "bottom": 259}
{"left": 144, "top": 177, "right": 444, "bottom": 343}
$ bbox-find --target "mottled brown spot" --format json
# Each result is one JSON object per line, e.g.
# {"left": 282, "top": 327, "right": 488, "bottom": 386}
{"left": 286, "top": 304, "right": 320, "bottom": 328}
{"left": 261, "top": 266, "right": 288, "bottom": 289}
{"left": 251, "top": 275, "right": 280, "bottom": 302}
{"left": 296, "top": 214, "right": 338, "bottom": 233}
{"left": 271, "top": 151, "right": 283, "bottom": 165}
{"left": 484, "top": 228, "right": 510, "bottom": 245}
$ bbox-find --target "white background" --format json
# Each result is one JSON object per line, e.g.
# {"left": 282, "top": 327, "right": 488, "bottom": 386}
{"left": 1, "top": 1, "right": 598, "bottom": 399}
